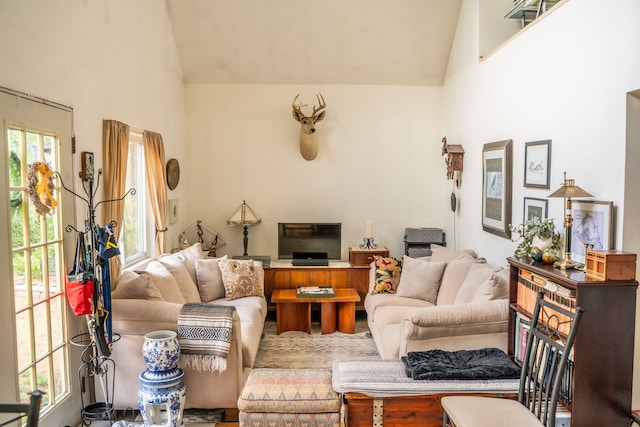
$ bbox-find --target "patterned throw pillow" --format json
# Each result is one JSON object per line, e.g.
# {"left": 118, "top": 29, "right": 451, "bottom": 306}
{"left": 372, "top": 256, "right": 403, "bottom": 294}
{"left": 216, "top": 258, "right": 263, "bottom": 300}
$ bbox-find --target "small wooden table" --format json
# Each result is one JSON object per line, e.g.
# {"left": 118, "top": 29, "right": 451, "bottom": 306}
{"left": 271, "top": 288, "right": 361, "bottom": 334}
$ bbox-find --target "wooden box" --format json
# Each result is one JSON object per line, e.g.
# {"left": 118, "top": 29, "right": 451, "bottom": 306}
{"left": 348, "top": 247, "right": 389, "bottom": 266}
{"left": 585, "top": 249, "right": 637, "bottom": 281}
{"left": 344, "top": 392, "right": 517, "bottom": 427}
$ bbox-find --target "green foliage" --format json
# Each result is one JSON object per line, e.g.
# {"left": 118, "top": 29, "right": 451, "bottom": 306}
{"left": 509, "top": 217, "right": 561, "bottom": 259}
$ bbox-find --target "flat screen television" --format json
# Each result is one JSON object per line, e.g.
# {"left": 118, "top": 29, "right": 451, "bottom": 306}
{"left": 278, "top": 223, "right": 342, "bottom": 260}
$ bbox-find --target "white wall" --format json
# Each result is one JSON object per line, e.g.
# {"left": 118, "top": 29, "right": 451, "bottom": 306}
{"left": 0, "top": 1, "right": 184, "bottom": 426}
{"left": 443, "top": 0, "right": 640, "bottom": 404}
{"left": 184, "top": 84, "right": 447, "bottom": 259}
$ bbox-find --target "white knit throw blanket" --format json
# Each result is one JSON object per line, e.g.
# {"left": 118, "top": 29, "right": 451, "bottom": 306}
{"left": 177, "top": 303, "right": 235, "bottom": 373}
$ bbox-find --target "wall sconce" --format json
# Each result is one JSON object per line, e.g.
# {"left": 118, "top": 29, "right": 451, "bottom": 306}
{"left": 227, "top": 200, "right": 261, "bottom": 256}
{"left": 548, "top": 172, "right": 593, "bottom": 269}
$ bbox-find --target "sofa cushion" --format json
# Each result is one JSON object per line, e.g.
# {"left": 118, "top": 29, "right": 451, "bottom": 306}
{"left": 396, "top": 257, "right": 446, "bottom": 303}
{"left": 112, "top": 270, "right": 164, "bottom": 301}
{"left": 430, "top": 244, "right": 476, "bottom": 263}
{"left": 195, "top": 257, "right": 226, "bottom": 302}
{"left": 436, "top": 257, "right": 475, "bottom": 306}
{"left": 473, "top": 268, "right": 510, "bottom": 302}
{"left": 372, "top": 256, "right": 403, "bottom": 294}
{"left": 364, "top": 293, "right": 434, "bottom": 323}
{"left": 137, "top": 260, "right": 186, "bottom": 304}
{"left": 175, "top": 242, "right": 205, "bottom": 284}
{"left": 217, "top": 258, "right": 264, "bottom": 300}
{"left": 159, "top": 252, "right": 201, "bottom": 303}
{"left": 454, "top": 261, "right": 503, "bottom": 304}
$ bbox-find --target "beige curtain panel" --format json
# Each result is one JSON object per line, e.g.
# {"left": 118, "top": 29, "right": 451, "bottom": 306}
{"left": 143, "top": 130, "right": 168, "bottom": 256}
{"left": 102, "top": 119, "right": 130, "bottom": 281}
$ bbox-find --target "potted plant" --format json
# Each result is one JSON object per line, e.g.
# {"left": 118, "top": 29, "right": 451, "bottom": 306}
{"left": 509, "top": 217, "right": 561, "bottom": 262}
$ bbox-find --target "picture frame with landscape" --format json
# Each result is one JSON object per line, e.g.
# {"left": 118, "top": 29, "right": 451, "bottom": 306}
{"left": 570, "top": 200, "right": 613, "bottom": 264}
{"left": 524, "top": 140, "right": 551, "bottom": 189}
{"left": 482, "top": 140, "right": 512, "bottom": 239}
{"left": 523, "top": 197, "right": 548, "bottom": 223}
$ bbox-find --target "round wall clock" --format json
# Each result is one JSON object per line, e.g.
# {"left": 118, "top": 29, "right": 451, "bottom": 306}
{"left": 166, "top": 158, "right": 180, "bottom": 190}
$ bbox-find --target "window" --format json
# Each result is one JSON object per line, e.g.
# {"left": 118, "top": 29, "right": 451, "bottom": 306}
{"left": 120, "top": 131, "right": 148, "bottom": 266}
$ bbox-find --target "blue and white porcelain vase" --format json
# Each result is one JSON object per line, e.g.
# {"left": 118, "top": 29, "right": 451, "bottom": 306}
{"left": 138, "top": 330, "right": 186, "bottom": 427}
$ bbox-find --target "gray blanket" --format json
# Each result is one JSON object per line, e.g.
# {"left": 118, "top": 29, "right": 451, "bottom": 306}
{"left": 401, "top": 348, "right": 521, "bottom": 381}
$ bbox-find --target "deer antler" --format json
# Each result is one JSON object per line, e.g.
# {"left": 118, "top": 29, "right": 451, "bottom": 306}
{"left": 312, "top": 93, "right": 326, "bottom": 117}
{"left": 292, "top": 93, "right": 308, "bottom": 113}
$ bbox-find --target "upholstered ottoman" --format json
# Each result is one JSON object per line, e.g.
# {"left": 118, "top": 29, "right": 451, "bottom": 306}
{"left": 237, "top": 368, "right": 341, "bottom": 427}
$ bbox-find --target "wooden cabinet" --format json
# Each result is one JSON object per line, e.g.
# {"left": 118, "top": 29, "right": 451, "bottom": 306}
{"left": 348, "top": 247, "right": 389, "bottom": 266}
{"left": 507, "top": 257, "right": 637, "bottom": 427}
{"left": 264, "top": 263, "right": 370, "bottom": 311}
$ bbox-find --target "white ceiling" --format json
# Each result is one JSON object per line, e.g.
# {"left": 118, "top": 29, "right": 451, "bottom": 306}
{"left": 167, "top": 0, "right": 462, "bottom": 86}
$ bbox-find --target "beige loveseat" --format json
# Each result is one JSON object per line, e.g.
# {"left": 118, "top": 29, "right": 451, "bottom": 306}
{"left": 109, "top": 243, "right": 267, "bottom": 412}
{"left": 364, "top": 245, "right": 510, "bottom": 359}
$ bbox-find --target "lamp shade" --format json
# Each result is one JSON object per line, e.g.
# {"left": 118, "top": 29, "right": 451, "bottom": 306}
{"left": 227, "top": 200, "right": 261, "bottom": 226}
{"left": 548, "top": 174, "right": 593, "bottom": 199}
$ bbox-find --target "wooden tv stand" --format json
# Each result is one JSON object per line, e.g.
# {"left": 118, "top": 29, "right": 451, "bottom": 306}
{"left": 263, "top": 261, "right": 370, "bottom": 311}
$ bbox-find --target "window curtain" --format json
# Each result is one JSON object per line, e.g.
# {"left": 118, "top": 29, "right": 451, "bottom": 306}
{"left": 143, "top": 130, "right": 168, "bottom": 255}
{"left": 102, "top": 119, "right": 130, "bottom": 281}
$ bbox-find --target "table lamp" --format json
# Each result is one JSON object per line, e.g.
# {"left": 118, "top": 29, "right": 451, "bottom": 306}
{"left": 227, "top": 200, "right": 261, "bottom": 256}
{"left": 548, "top": 172, "right": 592, "bottom": 269}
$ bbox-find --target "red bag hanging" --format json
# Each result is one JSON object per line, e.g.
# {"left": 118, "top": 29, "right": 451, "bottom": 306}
{"left": 66, "top": 275, "right": 94, "bottom": 316}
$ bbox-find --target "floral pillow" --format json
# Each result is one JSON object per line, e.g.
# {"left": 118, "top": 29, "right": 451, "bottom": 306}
{"left": 216, "top": 258, "right": 263, "bottom": 300}
{"left": 371, "top": 256, "right": 403, "bottom": 294}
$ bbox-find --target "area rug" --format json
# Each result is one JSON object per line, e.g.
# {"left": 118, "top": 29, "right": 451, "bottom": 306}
{"left": 113, "top": 408, "right": 223, "bottom": 426}
{"left": 253, "top": 316, "right": 380, "bottom": 369}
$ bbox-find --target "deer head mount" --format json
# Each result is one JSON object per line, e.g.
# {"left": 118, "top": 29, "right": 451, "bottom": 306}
{"left": 292, "top": 93, "right": 326, "bottom": 161}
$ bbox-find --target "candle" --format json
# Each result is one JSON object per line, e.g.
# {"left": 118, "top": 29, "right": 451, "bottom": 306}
{"left": 365, "top": 221, "right": 374, "bottom": 238}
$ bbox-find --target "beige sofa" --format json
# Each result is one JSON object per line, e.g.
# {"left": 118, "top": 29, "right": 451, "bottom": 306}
{"left": 109, "top": 243, "right": 267, "bottom": 411}
{"left": 364, "top": 245, "right": 510, "bottom": 359}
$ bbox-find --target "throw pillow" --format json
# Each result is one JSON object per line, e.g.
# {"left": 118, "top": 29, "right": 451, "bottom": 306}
{"left": 217, "top": 258, "right": 263, "bottom": 300}
{"left": 371, "top": 256, "right": 403, "bottom": 294}
{"left": 396, "top": 256, "right": 446, "bottom": 303}
{"left": 473, "top": 268, "right": 510, "bottom": 302}
{"left": 136, "top": 260, "right": 186, "bottom": 304}
{"left": 436, "top": 257, "right": 475, "bottom": 306}
{"left": 112, "top": 270, "right": 164, "bottom": 301}
{"left": 195, "top": 256, "right": 227, "bottom": 302}
{"left": 430, "top": 244, "right": 477, "bottom": 263}
{"left": 454, "top": 261, "right": 503, "bottom": 304}
{"left": 159, "top": 252, "right": 201, "bottom": 303}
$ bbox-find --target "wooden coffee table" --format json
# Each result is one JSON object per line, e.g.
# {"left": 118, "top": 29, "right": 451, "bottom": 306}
{"left": 271, "top": 288, "right": 361, "bottom": 335}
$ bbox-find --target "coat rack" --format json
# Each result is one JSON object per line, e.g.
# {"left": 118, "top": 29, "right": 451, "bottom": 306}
{"left": 56, "top": 155, "right": 134, "bottom": 426}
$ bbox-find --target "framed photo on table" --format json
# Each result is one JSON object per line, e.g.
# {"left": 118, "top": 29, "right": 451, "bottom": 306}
{"left": 570, "top": 200, "right": 613, "bottom": 264}
{"left": 482, "top": 140, "right": 513, "bottom": 239}
{"left": 523, "top": 197, "right": 548, "bottom": 223}
{"left": 524, "top": 140, "right": 551, "bottom": 189}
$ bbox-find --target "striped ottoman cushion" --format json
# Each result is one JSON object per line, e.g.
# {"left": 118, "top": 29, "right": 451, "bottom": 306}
{"left": 238, "top": 368, "right": 341, "bottom": 427}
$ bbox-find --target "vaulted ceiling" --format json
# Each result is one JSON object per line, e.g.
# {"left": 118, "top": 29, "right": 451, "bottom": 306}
{"left": 167, "top": 0, "right": 463, "bottom": 86}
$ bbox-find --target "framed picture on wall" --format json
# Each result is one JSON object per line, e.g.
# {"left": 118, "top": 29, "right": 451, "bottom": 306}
{"left": 523, "top": 197, "right": 548, "bottom": 223}
{"left": 169, "top": 199, "right": 179, "bottom": 224}
{"left": 524, "top": 140, "right": 551, "bottom": 189}
{"left": 482, "top": 139, "right": 513, "bottom": 239}
{"left": 570, "top": 200, "right": 613, "bottom": 264}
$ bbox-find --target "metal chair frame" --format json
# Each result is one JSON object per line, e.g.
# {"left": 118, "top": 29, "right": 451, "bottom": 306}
{"left": 0, "top": 390, "right": 44, "bottom": 427}
{"left": 443, "top": 291, "right": 583, "bottom": 427}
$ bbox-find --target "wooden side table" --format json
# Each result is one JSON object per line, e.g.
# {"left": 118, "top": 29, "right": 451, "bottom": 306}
{"left": 271, "top": 288, "right": 361, "bottom": 334}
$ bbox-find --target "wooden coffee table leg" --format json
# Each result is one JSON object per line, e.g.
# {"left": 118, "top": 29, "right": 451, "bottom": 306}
{"left": 321, "top": 302, "right": 337, "bottom": 334}
{"left": 337, "top": 301, "right": 356, "bottom": 334}
{"left": 276, "top": 302, "right": 311, "bottom": 334}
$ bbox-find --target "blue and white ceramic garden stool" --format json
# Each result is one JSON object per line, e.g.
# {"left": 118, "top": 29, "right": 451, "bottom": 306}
{"left": 138, "top": 330, "right": 186, "bottom": 427}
